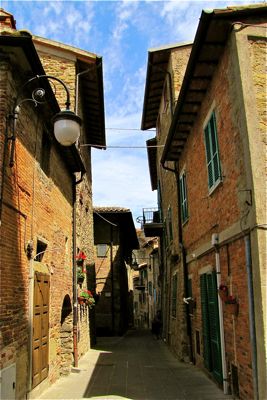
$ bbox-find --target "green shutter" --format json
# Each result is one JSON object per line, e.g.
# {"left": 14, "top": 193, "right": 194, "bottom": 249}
{"left": 200, "top": 274, "right": 212, "bottom": 371}
{"left": 179, "top": 172, "right": 188, "bottom": 223}
{"left": 201, "top": 272, "right": 223, "bottom": 384}
{"left": 204, "top": 112, "right": 221, "bottom": 189}
{"left": 206, "top": 272, "right": 223, "bottom": 383}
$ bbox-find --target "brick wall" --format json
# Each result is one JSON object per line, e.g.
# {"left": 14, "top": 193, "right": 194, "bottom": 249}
{"left": 156, "top": 45, "right": 191, "bottom": 360}
{"left": 37, "top": 44, "right": 95, "bottom": 356}
{"left": 0, "top": 59, "right": 74, "bottom": 398}
{"left": 177, "top": 33, "right": 256, "bottom": 398}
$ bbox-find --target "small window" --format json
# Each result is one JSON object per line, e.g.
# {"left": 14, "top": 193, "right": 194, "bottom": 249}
{"left": 171, "top": 274, "right": 177, "bottom": 317}
{"left": 97, "top": 244, "right": 108, "bottom": 257}
{"left": 148, "top": 281, "right": 152, "bottom": 296}
{"left": 179, "top": 171, "right": 189, "bottom": 223}
{"left": 40, "top": 130, "right": 51, "bottom": 176}
{"left": 36, "top": 240, "right": 47, "bottom": 262}
{"left": 204, "top": 111, "right": 222, "bottom": 190}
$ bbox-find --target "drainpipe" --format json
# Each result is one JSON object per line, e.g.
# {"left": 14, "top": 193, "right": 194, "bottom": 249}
{"left": 212, "top": 233, "right": 228, "bottom": 395}
{"left": 73, "top": 172, "right": 84, "bottom": 367}
{"left": 244, "top": 234, "right": 258, "bottom": 400}
{"left": 110, "top": 226, "right": 115, "bottom": 334}
{"left": 27, "top": 251, "right": 34, "bottom": 394}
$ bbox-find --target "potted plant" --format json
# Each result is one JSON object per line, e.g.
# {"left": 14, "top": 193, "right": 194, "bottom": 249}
{"left": 225, "top": 295, "right": 239, "bottom": 316}
{"left": 76, "top": 251, "right": 86, "bottom": 266}
{"left": 80, "top": 290, "right": 95, "bottom": 309}
{"left": 77, "top": 267, "right": 85, "bottom": 284}
{"left": 218, "top": 284, "right": 228, "bottom": 302}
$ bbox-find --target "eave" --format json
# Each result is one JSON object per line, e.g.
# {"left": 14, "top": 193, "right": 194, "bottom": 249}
{"left": 162, "top": 5, "right": 267, "bottom": 163}
{"left": 0, "top": 33, "right": 85, "bottom": 174}
{"left": 141, "top": 42, "right": 192, "bottom": 131}
{"left": 146, "top": 137, "right": 157, "bottom": 191}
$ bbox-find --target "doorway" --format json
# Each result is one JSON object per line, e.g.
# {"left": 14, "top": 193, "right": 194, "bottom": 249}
{"left": 32, "top": 272, "right": 49, "bottom": 389}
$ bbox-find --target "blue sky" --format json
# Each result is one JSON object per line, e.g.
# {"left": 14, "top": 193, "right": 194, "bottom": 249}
{"left": 2, "top": 0, "right": 257, "bottom": 225}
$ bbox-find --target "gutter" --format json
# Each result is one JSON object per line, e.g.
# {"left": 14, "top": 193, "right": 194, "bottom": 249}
{"left": 72, "top": 172, "right": 85, "bottom": 367}
{"left": 161, "top": 9, "right": 213, "bottom": 164}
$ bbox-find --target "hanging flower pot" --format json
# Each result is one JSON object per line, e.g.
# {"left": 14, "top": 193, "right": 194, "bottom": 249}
{"left": 225, "top": 296, "right": 239, "bottom": 316}
{"left": 77, "top": 296, "right": 85, "bottom": 305}
{"left": 76, "top": 251, "right": 86, "bottom": 266}
{"left": 218, "top": 284, "right": 228, "bottom": 302}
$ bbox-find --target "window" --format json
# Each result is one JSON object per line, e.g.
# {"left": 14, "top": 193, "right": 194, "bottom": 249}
{"left": 171, "top": 274, "right": 177, "bottom": 317}
{"left": 204, "top": 111, "right": 222, "bottom": 190}
{"left": 97, "top": 244, "right": 108, "bottom": 257}
{"left": 179, "top": 171, "right": 189, "bottom": 223}
{"left": 36, "top": 239, "right": 47, "bottom": 262}
{"left": 40, "top": 130, "right": 51, "bottom": 176}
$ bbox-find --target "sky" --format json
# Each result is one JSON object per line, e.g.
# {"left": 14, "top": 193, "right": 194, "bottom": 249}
{"left": 2, "top": 0, "right": 258, "bottom": 225}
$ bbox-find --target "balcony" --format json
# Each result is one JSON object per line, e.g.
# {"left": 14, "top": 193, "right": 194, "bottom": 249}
{"left": 142, "top": 207, "right": 163, "bottom": 237}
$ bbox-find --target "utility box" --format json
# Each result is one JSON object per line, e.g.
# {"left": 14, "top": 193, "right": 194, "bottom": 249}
{"left": 0, "top": 363, "right": 16, "bottom": 400}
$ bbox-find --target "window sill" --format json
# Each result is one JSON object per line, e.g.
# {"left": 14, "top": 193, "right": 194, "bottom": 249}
{"left": 208, "top": 178, "right": 223, "bottom": 196}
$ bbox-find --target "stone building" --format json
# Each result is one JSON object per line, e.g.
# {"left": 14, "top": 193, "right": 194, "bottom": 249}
{"left": 141, "top": 42, "right": 192, "bottom": 360}
{"left": 0, "top": 9, "right": 105, "bottom": 399}
{"left": 132, "top": 231, "right": 160, "bottom": 330}
{"left": 93, "top": 207, "right": 139, "bottom": 336}
{"left": 143, "top": 4, "right": 267, "bottom": 400}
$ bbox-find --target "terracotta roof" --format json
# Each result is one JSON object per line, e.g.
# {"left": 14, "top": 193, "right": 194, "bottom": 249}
{"left": 141, "top": 41, "right": 192, "bottom": 131}
{"left": 162, "top": 4, "right": 267, "bottom": 162}
{"left": 94, "top": 206, "right": 130, "bottom": 213}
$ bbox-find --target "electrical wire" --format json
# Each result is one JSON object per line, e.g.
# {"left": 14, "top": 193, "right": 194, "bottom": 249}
{"left": 81, "top": 144, "right": 164, "bottom": 149}
{"left": 106, "top": 127, "right": 156, "bottom": 131}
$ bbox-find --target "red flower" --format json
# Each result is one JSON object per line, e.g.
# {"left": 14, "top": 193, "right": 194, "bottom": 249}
{"left": 219, "top": 284, "right": 228, "bottom": 292}
{"left": 76, "top": 251, "right": 86, "bottom": 260}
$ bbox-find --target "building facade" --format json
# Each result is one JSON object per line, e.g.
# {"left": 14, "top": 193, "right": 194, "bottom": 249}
{"left": 142, "top": 4, "right": 267, "bottom": 400}
{"left": 93, "top": 207, "right": 139, "bottom": 336}
{"left": 0, "top": 9, "right": 105, "bottom": 399}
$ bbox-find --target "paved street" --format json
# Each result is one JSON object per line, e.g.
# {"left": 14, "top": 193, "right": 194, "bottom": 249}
{"left": 39, "top": 329, "right": 233, "bottom": 400}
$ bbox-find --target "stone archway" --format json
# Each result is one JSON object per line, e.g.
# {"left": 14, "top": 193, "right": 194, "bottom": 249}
{"left": 60, "top": 294, "right": 73, "bottom": 376}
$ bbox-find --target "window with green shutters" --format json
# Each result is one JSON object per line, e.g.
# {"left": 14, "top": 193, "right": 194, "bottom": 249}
{"left": 179, "top": 171, "right": 189, "bottom": 223}
{"left": 204, "top": 111, "right": 222, "bottom": 190}
{"left": 200, "top": 272, "right": 223, "bottom": 384}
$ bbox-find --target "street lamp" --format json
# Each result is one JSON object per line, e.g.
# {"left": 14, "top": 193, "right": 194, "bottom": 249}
{"left": 7, "top": 74, "right": 82, "bottom": 167}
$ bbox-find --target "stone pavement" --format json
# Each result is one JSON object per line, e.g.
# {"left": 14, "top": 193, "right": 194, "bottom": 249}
{"left": 39, "top": 329, "right": 233, "bottom": 400}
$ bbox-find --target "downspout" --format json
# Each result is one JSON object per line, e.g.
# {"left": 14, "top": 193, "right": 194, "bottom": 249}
{"left": 73, "top": 172, "right": 84, "bottom": 368}
{"left": 244, "top": 233, "right": 258, "bottom": 400}
{"left": 213, "top": 234, "right": 228, "bottom": 395}
{"left": 110, "top": 226, "right": 115, "bottom": 334}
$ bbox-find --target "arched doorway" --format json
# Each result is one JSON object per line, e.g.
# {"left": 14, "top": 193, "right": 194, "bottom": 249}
{"left": 60, "top": 294, "right": 73, "bottom": 376}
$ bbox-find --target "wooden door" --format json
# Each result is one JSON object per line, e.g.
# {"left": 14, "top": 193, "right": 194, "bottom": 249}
{"left": 32, "top": 272, "right": 50, "bottom": 388}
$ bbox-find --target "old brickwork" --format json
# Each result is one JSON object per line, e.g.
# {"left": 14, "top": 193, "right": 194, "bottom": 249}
{"left": 156, "top": 45, "right": 192, "bottom": 360}
{"left": 177, "top": 31, "right": 262, "bottom": 399}
{"left": 36, "top": 41, "right": 95, "bottom": 357}
{"left": 0, "top": 58, "right": 74, "bottom": 398}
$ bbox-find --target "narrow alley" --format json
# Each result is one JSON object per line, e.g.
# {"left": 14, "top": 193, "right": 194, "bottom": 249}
{"left": 39, "top": 329, "right": 232, "bottom": 400}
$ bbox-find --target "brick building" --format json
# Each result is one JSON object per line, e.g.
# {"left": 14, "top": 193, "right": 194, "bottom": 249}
{"left": 132, "top": 232, "right": 160, "bottom": 331}
{"left": 0, "top": 9, "right": 105, "bottom": 399}
{"left": 142, "top": 42, "right": 192, "bottom": 360}
{"left": 142, "top": 4, "right": 266, "bottom": 400}
{"left": 93, "top": 207, "right": 139, "bottom": 336}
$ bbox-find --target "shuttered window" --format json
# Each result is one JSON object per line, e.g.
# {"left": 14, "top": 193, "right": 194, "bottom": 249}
{"left": 200, "top": 272, "right": 223, "bottom": 384}
{"left": 204, "top": 112, "right": 221, "bottom": 190}
{"left": 179, "top": 171, "right": 189, "bottom": 223}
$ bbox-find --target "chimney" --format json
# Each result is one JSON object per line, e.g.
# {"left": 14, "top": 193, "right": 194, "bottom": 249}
{"left": 0, "top": 8, "right": 16, "bottom": 30}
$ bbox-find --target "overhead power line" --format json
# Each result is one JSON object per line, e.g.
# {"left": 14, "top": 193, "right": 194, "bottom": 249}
{"left": 80, "top": 144, "right": 165, "bottom": 149}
